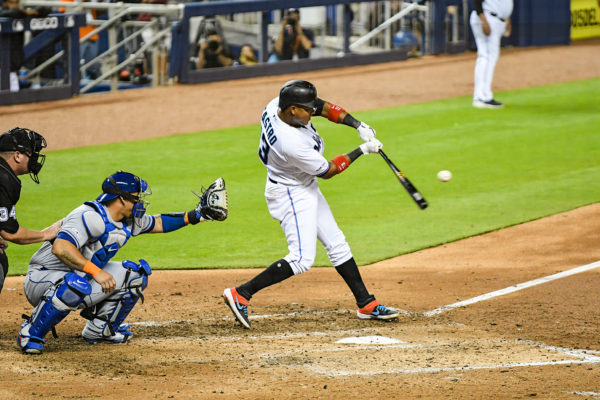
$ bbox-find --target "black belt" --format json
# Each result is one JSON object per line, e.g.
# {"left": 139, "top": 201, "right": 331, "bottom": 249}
{"left": 490, "top": 12, "right": 506, "bottom": 22}
{"left": 268, "top": 177, "right": 278, "bottom": 184}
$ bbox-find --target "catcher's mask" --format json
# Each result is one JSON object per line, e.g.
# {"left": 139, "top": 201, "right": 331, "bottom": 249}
{"left": 278, "top": 80, "right": 317, "bottom": 112}
{"left": 0, "top": 127, "right": 47, "bottom": 184}
{"left": 97, "top": 171, "right": 151, "bottom": 226}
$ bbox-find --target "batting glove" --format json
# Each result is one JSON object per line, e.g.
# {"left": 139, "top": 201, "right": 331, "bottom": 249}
{"left": 357, "top": 122, "right": 376, "bottom": 142}
{"left": 360, "top": 138, "right": 383, "bottom": 154}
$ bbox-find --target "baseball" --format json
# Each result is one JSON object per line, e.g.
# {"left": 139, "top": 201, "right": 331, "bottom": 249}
{"left": 437, "top": 170, "right": 452, "bottom": 182}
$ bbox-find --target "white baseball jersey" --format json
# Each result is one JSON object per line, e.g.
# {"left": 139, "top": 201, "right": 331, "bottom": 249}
{"left": 259, "top": 97, "right": 329, "bottom": 186}
{"left": 481, "top": 0, "right": 513, "bottom": 20}
{"left": 258, "top": 97, "right": 352, "bottom": 274}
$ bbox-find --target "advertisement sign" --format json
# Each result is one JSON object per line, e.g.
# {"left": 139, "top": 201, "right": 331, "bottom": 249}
{"left": 571, "top": 0, "right": 600, "bottom": 39}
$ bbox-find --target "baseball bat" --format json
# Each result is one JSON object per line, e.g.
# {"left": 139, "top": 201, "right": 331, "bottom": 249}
{"left": 378, "top": 150, "right": 428, "bottom": 210}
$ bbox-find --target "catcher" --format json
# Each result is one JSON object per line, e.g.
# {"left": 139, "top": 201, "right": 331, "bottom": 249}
{"left": 18, "top": 171, "right": 227, "bottom": 354}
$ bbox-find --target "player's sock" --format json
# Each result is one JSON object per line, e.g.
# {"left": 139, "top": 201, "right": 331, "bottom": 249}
{"left": 335, "top": 257, "right": 375, "bottom": 308}
{"left": 237, "top": 259, "right": 294, "bottom": 300}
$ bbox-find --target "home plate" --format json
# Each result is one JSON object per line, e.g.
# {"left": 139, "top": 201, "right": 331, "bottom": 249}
{"left": 336, "top": 336, "right": 405, "bottom": 345}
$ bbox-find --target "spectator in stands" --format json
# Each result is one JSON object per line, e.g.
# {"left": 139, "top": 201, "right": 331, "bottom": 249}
{"left": 269, "top": 8, "right": 314, "bottom": 62}
{"left": 238, "top": 44, "right": 258, "bottom": 66}
{"left": 59, "top": 0, "right": 103, "bottom": 80}
{"left": 197, "top": 29, "right": 235, "bottom": 69}
{"left": 0, "top": 0, "right": 46, "bottom": 91}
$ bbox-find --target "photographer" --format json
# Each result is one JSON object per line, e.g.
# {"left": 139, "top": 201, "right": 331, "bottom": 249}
{"left": 271, "top": 8, "right": 314, "bottom": 62}
{"left": 197, "top": 29, "right": 235, "bottom": 69}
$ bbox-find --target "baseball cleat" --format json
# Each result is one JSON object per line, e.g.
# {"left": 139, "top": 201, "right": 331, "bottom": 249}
{"left": 17, "top": 320, "right": 45, "bottom": 355}
{"left": 82, "top": 323, "right": 132, "bottom": 344}
{"left": 223, "top": 287, "right": 251, "bottom": 328}
{"left": 472, "top": 99, "right": 504, "bottom": 109}
{"left": 357, "top": 300, "right": 399, "bottom": 320}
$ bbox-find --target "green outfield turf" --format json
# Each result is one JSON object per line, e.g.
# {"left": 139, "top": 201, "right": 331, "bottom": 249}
{"left": 7, "top": 77, "right": 599, "bottom": 275}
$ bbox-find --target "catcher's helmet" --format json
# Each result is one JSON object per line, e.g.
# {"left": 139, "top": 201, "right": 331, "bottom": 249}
{"left": 0, "top": 127, "right": 47, "bottom": 184}
{"left": 97, "top": 171, "right": 151, "bottom": 224}
{"left": 278, "top": 80, "right": 317, "bottom": 111}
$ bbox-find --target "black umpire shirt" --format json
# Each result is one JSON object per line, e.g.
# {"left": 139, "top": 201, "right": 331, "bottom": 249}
{"left": 0, "top": 156, "right": 21, "bottom": 277}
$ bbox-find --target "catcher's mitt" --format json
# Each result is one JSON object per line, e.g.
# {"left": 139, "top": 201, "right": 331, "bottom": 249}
{"left": 194, "top": 177, "right": 228, "bottom": 221}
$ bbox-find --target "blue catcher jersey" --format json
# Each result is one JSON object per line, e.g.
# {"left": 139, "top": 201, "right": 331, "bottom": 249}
{"left": 29, "top": 201, "right": 155, "bottom": 272}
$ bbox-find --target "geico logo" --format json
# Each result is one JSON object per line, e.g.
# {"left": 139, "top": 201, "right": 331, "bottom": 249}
{"left": 30, "top": 17, "right": 59, "bottom": 30}
{"left": 571, "top": 8, "right": 599, "bottom": 27}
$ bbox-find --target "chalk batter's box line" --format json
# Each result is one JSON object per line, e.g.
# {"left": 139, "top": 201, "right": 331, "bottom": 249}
{"left": 424, "top": 260, "right": 600, "bottom": 317}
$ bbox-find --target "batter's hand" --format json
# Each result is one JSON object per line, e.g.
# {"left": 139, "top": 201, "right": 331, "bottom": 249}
{"left": 360, "top": 138, "right": 383, "bottom": 154}
{"left": 357, "top": 122, "right": 376, "bottom": 142}
{"left": 94, "top": 269, "right": 116, "bottom": 293}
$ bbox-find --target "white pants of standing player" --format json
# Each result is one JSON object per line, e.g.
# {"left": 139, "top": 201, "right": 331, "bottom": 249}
{"left": 470, "top": 10, "right": 507, "bottom": 102}
{"left": 265, "top": 179, "right": 352, "bottom": 275}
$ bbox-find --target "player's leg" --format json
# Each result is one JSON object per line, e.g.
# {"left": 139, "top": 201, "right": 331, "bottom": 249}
{"left": 223, "top": 183, "right": 318, "bottom": 328}
{"left": 80, "top": 259, "right": 151, "bottom": 343}
{"left": 470, "top": 10, "right": 490, "bottom": 103}
{"left": 315, "top": 188, "right": 398, "bottom": 320}
{"left": 18, "top": 271, "right": 92, "bottom": 354}
{"left": 482, "top": 16, "right": 505, "bottom": 102}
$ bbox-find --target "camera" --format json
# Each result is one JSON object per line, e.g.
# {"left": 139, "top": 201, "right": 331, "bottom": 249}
{"left": 207, "top": 39, "right": 219, "bottom": 51}
{"left": 286, "top": 16, "right": 297, "bottom": 26}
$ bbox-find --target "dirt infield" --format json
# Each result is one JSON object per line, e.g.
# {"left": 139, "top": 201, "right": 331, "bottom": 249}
{"left": 1, "top": 41, "right": 599, "bottom": 399}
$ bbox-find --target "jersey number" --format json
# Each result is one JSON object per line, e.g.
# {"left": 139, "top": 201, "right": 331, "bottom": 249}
{"left": 0, "top": 206, "right": 16, "bottom": 222}
{"left": 259, "top": 133, "right": 270, "bottom": 165}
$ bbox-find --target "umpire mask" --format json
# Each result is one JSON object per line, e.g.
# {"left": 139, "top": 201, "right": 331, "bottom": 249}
{"left": 0, "top": 127, "right": 47, "bottom": 184}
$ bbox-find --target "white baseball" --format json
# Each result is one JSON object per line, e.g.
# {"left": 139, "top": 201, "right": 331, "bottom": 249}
{"left": 437, "top": 170, "right": 452, "bottom": 182}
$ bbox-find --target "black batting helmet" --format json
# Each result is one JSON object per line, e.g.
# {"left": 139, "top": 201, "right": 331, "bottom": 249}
{"left": 0, "top": 127, "right": 47, "bottom": 184}
{"left": 278, "top": 80, "right": 317, "bottom": 111}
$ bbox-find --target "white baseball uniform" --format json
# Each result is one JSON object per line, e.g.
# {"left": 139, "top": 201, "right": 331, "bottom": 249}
{"left": 259, "top": 97, "right": 352, "bottom": 275}
{"left": 470, "top": 0, "right": 514, "bottom": 102}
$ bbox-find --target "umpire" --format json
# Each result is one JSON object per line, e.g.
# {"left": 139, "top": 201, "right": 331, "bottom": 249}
{"left": 0, "top": 127, "right": 62, "bottom": 294}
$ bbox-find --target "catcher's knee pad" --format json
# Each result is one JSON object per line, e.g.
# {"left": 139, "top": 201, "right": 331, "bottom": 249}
{"left": 81, "top": 259, "right": 151, "bottom": 340}
{"left": 18, "top": 273, "right": 91, "bottom": 353}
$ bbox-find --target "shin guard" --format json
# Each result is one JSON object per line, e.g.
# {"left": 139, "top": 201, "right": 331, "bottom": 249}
{"left": 18, "top": 273, "right": 91, "bottom": 354}
{"left": 81, "top": 259, "right": 151, "bottom": 343}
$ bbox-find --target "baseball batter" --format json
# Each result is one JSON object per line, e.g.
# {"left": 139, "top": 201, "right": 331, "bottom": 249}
{"left": 18, "top": 171, "right": 228, "bottom": 354}
{"left": 470, "top": 0, "right": 513, "bottom": 109}
{"left": 223, "top": 80, "right": 399, "bottom": 329}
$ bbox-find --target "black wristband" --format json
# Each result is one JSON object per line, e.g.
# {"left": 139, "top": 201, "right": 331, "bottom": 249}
{"left": 314, "top": 98, "right": 325, "bottom": 116}
{"left": 347, "top": 147, "right": 363, "bottom": 162}
{"left": 342, "top": 113, "right": 361, "bottom": 129}
{"left": 187, "top": 210, "right": 201, "bottom": 225}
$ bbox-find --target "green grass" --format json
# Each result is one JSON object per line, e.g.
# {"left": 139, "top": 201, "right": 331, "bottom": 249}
{"left": 8, "top": 78, "right": 600, "bottom": 275}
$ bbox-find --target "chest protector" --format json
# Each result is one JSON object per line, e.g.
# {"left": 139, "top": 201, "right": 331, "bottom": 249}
{"left": 83, "top": 201, "right": 132, "bottom": 268}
